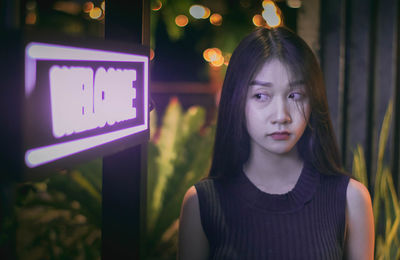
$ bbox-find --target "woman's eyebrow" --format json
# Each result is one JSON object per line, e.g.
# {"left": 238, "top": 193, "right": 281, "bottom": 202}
{"left": 249, "top": 79, "right": 305, "bottom": 88}
{"left": 289, "top": 80, "right": 305, "bottom": 87}
{"left": 249, "top": 80, "right": 273, "bottom": 87}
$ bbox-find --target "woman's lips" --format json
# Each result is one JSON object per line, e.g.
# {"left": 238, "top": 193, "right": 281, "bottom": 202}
{"left": 269, "top": 132, "right": 290, "bottom": 140}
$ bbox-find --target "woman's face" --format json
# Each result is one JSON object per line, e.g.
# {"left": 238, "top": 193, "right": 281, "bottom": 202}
{"left": 245, "top": 59, "right": 311, "bottom": 156}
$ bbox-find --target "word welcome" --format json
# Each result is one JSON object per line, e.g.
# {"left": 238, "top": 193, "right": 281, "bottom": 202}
{"left": 49, "top": 66, "right": 137, "bottom": 138}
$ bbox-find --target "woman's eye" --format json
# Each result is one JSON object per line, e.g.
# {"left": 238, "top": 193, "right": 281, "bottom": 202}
{"left": 254, "top": 93, "right": 270, "bottom": 101}
{"left": 288, "top": 92, "right": 304, "bottom": 101}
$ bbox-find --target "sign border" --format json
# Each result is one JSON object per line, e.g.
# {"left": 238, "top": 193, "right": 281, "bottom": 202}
{"left": 22, "top": 39, "right": 149, "bottom": 173}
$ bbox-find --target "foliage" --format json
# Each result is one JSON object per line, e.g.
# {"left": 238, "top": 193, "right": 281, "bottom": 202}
{"left": 14, "top": 99, "right": 215, "bottom": 260}
{"left": 15, "top": 159, "right": 102, "bottom": 260}
{"left": 352, "top": 100, "right": 400, "bottom": 259}
{"left": 146, "top": 98, "right": 215, "bottom": 260}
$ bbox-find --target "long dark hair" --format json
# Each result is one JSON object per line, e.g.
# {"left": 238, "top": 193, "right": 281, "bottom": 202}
{"left": 208, "top": 26, "right": 348, "bottom": 179}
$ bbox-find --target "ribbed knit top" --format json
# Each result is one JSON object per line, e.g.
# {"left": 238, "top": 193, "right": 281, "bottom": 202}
{"left": 194, "top": 161, "right": 350, "bottom": 259}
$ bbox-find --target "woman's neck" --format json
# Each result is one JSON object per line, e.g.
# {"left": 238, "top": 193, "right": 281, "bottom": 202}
{"left": 243, "top": 144, "right": 304, "bottom": 192}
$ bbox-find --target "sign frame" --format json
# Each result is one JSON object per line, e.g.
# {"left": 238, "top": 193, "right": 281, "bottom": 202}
{"left": 1, "top": 31, "right": 150, "bottom": 180}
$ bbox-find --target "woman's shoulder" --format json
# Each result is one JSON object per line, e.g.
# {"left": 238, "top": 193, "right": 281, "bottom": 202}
{"left": 182, "top": 178, "right": 219, "bottom": 208}
{"left": 344, "top": 178, "right": 374, "bottom": 259}
{"left": 193, "top": 178, "right": 221, "bottom": 201}
{"left": 181, "top": 185, "right": 200, "bottom": 217}
{"left": 195, "top": 177, "right": 216, "bottom": 186}
{"left": 179, "top": 186, "right": 210, "bottom": 259}
{"left": 183, "top": 185, "right": 198, "bottom": 203}
{"left": 346, "top": 178, "right": 372, "bottom": 209}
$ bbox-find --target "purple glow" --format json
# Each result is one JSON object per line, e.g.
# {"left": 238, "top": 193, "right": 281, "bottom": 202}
{"left": 49, "top": 66, "right": 137, "bottom": 138}
{"left": 25, "top": 124, "right": 147, "bottom": 168}
{"left": 24, "top": 42, "right": 149, "bottom": 168}
{"left": 49, "top": 66, "right": 94, "bottom": 137}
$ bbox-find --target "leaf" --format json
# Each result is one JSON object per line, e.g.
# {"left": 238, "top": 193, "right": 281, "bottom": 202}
{"left": 352, "top": 144, "right": 368, "bottom": 186}
{"left": 70, "top": 170, "right": 101, "bottom": 203}
{"left": 374, "top": 100, "right": 393, "bottom": 212}
{"left": 146, "top": 100, "right": 216, "bottom": 259}
{"left": 148, "top": 98, "right": 183, "bottom": 232}
{"left": 150, "top": 109, "right": 158, "bottom": 141}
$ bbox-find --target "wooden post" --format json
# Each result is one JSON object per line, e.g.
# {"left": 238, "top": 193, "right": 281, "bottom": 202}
{"left": 102, "top": 0, "right": 149, "bottom": 259}
{"left": 319, "top": 0, "right": 346, "bottom": 164}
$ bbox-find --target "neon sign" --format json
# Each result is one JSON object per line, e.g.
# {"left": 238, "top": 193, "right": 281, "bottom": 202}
{"left": 49, "top": 66, "right": 137, "bottom": 138}
{"left": 24, "top": 42, "right": 149, "bottom": 168}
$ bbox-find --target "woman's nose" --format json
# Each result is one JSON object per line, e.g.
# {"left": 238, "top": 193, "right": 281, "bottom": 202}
{"left": 271, "top": 99, "right": 291, "bottom": 124}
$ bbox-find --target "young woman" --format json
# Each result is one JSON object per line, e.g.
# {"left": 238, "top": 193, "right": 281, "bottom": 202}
{"left": 178, "top": 27, "right": 374, "bottom": 259}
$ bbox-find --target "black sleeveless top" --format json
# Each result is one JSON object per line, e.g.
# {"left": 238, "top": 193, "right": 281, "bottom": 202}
{"left": 194, "top": 162, "right": 350, "bottom": 259}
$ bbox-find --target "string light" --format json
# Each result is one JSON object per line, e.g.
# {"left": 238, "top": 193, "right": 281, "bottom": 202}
{"left": 152, "top": 0, "right": 162, "bottom": 11}
{"left": 83, "top": 1, "right": 94, "bottom": 13}
{"left": 287, "top": 0, "right": 302, "bottom": 8}
{"left": 175, "top": 15, "right": 189, "bottom": 27}
{"left": 203, "top": 48, "right": 222, "bottom": 62}
{"left": 89, "top": 7, "right": 102, "bottom": 19}
{"left": 252, "top": 14, "right": 266, "bottom": 27}
{"left": 202, "top": 7, "right": 211, "bottom": 19}
{"left": 189, "top": 5, "right": 208, "bottom": 19}
{"left": 26, "top": 12, "right": 37, "bottom": 24}
{"left": 203, "top": 48, "right": 225, "bottom": 67}
{"left": 210, "top": 13, "right": 222, "bottom": 26}
{"left": 261, "top": 1, "right": 282, "bottom": 28}
{"left": 211, "top": 55, "right": 224, "bottom": 67}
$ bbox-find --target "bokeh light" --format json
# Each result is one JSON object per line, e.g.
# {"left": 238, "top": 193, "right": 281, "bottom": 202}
{"left": 262, "top": 1, "right": 282, "bottom": 28}
{"left": 101, "top": 1, "right": 105, "bottom": 11}
{"left": 203, "top": 48, "right": 225, "bottom": 67}
{"left": 210, "top": 13, "right": 222, "bottom": 26}
{"left": 203, "top": 49, "right": 212, "bottom": 62}
{"left": 189, "top": 5, "right": 207, "bottom": 19}
{"left": 263, "top": 1, "right": 277, "bottom": 15}
{"left": 152, "top": 0, "right": 162, "bottom": 11}
{"left": 202, "top": 7, "right": 211, "bottom": 19}
{"left": 150, "top": 49, "right": 155, "bottom": 61}
{"left": 287, "top": 0, "right": 302, "bottom": 8}
{"left": 26, "top": 12, "right": 37, "bottom": 24}
{"left": 175, "top": 15, "right": 189, "bottom": 27}
{"left": 262, "top": 0, "right": 274, "bottom": 8}
{"left": 89, "top": 7, "right": 102, "bottom": 19}
{"left": 83, "top": 1, "right": 94, "bottom": 13}
{"left": 211, "top": 55, "right": 224, "bottom": 67}
{"left": 252, "top": 14, "right": 265, "bottom": 27}
{"left": 203, "top": 48, "right": 222, "bottom": 62}
{"left": 263, "top": 10, "right": 281, "bottom": 27}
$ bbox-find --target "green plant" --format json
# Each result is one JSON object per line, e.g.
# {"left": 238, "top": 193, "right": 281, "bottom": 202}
{"left": 146, "top": 98, "right": 215, "bottom": 260}
{"left": 352, "top": 100, "right": 400, "bottom": 259}
{"left": 14, "top": 99, "right": 215, "bottom": 260}
{"left": 15, "top": 159, "right": 102, "bottom": 260}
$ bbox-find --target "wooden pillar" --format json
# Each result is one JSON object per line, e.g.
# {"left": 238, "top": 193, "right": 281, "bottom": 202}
{"left": 297, "top": 0, "right": 320, "bottom": 58}
{"left": 321, "top": 0, "right": 400, "bottom": 193}
{"left": 320, "top": 0, "right": 346, "bottom": 164}
{"left": 343, "top": 0, "right": 376, "bottom": 185}
{"left": 102, "top": 0, "right": 149, "bottom": 259}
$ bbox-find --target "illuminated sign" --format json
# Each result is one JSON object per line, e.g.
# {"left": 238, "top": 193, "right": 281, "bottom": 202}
{"left": 24, "top": 42, "right": 149, "bottom": 169}
{"left": 49, "top": 66, "right": 138, "bottom": 137}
